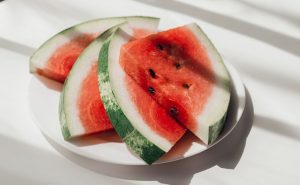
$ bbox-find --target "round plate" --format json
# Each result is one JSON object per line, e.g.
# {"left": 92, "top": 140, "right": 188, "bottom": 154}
{"left": 29, "top": 60, "right": 245, "bottom": 165}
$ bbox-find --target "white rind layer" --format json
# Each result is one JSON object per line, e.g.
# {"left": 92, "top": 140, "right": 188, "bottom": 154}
{"left": 63, "top": 40, "right": 102, "bottom": 136}
{"left": 30, "top": 16, "right": 159, "bottom": 73}
{"left": 108, "top": 30, "right": 172, "bottom": 151}
{"left": 61, "top": 18, "right": 159, "bottom": 137}
{"left": 30, "top": 18, "right": 125, "bottom": 73}
{"left": 187, "top": 24, "right": 231, "bottom": 144}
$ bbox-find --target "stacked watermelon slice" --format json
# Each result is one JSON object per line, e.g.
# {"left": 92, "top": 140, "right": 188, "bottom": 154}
{"left": 30, "top": 16, "right": 231, "bottom": 164}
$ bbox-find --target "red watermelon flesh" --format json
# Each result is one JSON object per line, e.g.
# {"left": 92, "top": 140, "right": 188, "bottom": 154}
{"left": 37, "top": 29, "right": 153, "bottom": 83}
{"left": 120, "top": 26, "right": 215, "bottom": 133}
{"left": 125, "top": 75, "right": 186, "bottom": 143}
{"left": 37, "top": 34, "right": 97, "bottom": 83}
{"left": 78, "top": 63, "right": 113, "bottom": 133}
{"left": 73, "top": 28, "right": 157, "bottom": 137}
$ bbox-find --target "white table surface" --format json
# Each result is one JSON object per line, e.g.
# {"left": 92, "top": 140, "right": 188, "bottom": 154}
{"left": 0, "top": 0, "right": 299, "bottom": 184}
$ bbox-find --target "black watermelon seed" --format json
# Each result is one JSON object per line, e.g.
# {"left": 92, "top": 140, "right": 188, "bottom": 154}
{"left": 148, "top": 68, "right": 156, "bottom": 78}
{"left": 182, "top": 83, "right": 190, "bottom": 89}
{"left": 174, "top": 63, "right": 181, "bottom": 69}
{"left": 148, "top": 87, "right": 155, "bottom": 94}
{"left": 169, "top": 107, "right": 178, "bottom": 116}
{"left": 156, "top": 43, "right": 164, "bottom": 50}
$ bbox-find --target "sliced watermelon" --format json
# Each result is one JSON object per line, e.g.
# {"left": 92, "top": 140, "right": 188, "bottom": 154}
{"left": 30, "top": 16, "right": 159, "bottom": 83}
{"left": 59, "top": 18, "right": 159, "bottom": 140}
{"left": 98, "top": 28, "right": 186, "bottom": 164}
{"left": 119, "top": 23, "right": 231, "bottom": 144}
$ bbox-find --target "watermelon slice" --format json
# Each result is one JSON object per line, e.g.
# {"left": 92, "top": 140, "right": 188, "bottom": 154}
{"left": 30, "top": 16, "right": 159, "bottom": 83}
{"left": 98, "top": 28, "right": 186, "bottom": 164}
{"left": 119, "top": 23, "right": 231, "bottom": 144}
{"left": 59, "top": 17, "right": 160, "bottom": 139}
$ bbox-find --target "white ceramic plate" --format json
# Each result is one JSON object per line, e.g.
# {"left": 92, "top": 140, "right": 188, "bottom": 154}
{"left": 28, "top": 59, "right": 245, "bottom": 165}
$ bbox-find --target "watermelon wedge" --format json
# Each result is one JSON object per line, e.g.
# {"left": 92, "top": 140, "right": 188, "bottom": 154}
{"left": 119, "top": 23, "right": 231, "bottom": 144}
{"left": 59, "top": 17, "right": 160, "bottom": 139}
{"left": 98, "top": 28, "right": 186, "bottom": 164}
{"left": 30, "top": 16, "right": 159, "bottom": 83}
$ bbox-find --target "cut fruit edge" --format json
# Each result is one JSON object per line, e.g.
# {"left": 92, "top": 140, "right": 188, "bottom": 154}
{"left": 30, "top": 16, "right": 159, "bottom": 74}
{"left": 28, "top": 18, "right": 245, "bottom": 165}
{"left": 99, "top": 28, "right": 187, "bottom": 164}
{"left": 59, "top": 17, "right": 160, "bottom": 139}
{"left": 28, "top": 57, "right": 245, "bottom": 165}
{"left": 118, "top": 23, "right": 231, "bottom": 144}
{"left": 187, "top": 24, "right": 231, "bottom": 144}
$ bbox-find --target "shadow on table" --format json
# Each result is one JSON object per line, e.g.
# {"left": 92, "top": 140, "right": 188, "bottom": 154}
{"left": 22, "top": 0, "right": 95, "bottom": 22}
{"left": 232, "top": 61, "right": 300, "bottom": 93}
{"left": 254, "top": 115, "right": 300, "bottom": 141}
{"left": 33, "top": 74, "right": 63, "bottom": 92}
{"left": 0, "top": 134, "right": 135, "bottom": 185}
{"left": 45, "top": 87, "right": 253, "bottom": 185}
{"left": 237, "top": 0, "right": 300, "bottom": 28}
{"left": 134, "top": 0, "right": 300, "bottom": 57}
{"left": 0, "top": 37, "right": 35, "bottom": 57}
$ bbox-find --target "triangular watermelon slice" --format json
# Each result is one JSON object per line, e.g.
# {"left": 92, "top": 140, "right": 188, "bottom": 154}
{"left": 98, "top": 28, "right": 186, "bottom": 164}
{"left": 118, "top": 23, "right": 231, "bottom": 145}
{"left": 59, "top": 17, "right": 160, "bottom": 139}
{"left": 30, "top": 16, "right": 159, "bottom": 83}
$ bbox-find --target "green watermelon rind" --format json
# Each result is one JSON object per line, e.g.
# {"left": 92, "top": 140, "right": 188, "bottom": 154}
{"left": 57, "top": 17, "right": 159, "bottom": 140}
{"left": 208, "top": 112, "right": 227, "bottom": 144}
{"left": 59, "top": 86, "right": 71, "bottom": 139}
{"left": 98, "top": 30, "right": 165, "bottom": 165}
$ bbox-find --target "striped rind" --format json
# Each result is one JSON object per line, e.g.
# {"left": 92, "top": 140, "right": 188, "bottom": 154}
{"left": 107, "top": 31, "right": 174, "bottom": 151}
{"left": 98, "top": 29, "right": 165, "bottom": 165}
